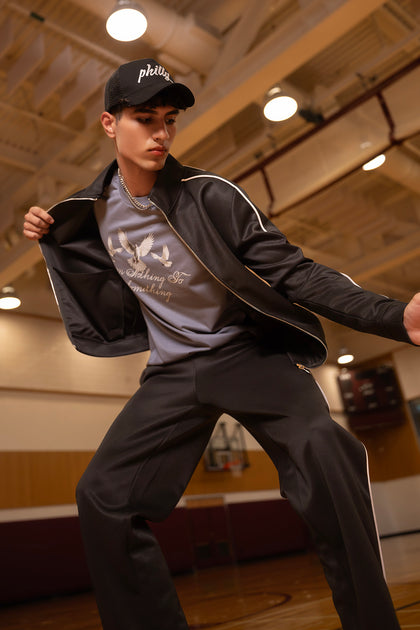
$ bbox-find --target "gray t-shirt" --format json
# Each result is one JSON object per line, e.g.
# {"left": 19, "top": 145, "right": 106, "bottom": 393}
{"left": 94, "top": 172, "right": 252, "bottom": 364}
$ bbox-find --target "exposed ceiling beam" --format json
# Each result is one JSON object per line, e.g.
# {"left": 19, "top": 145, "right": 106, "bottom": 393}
{"left": 173, "top": 0, "right": 387, "bottom": 157}
{"left": 0, "top": 142, "right": 39, "bottom": 172}
{"left": 7, "top": 33, "right": 44, "bottom": 95}
{"left": 344, "top": 230, "right": 420, "bottom": 281}
{"left": 0, "top": 17, "right": 14, "bottom": 59}
{"left": 0, "top": 240, "right": 42, "bottom": 288}
{"left": 9, "top": 127, "right": 104, "bottom": 210}
{"left": 60, "top": 59, "right": 102, "bottom": 119}
{"left": 9, "top": 1, "right": 126, "bottom": 66}
{"left": 288, "top": 234, "right": 416, "bottom": 301}
{"left": 33, "top": 46, "right": 73, "bottom": 110}
{"left": 70, "top": 0, "right": 221, "bottom": 73}
{"left": 205, "top": 0, "right": 273, "bottom": 83}
{"left": 48, "top": 162, "right": 99, "bottom": 187}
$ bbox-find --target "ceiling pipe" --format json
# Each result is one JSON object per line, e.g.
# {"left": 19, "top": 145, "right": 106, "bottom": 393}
{"left": 236, "top": 55, "right": 420, "bottom": 186}
{"left": 375, "top": 91, "right": 396, "bottom": 145}
{"left": 234, "top": 56, "right": 420, "bottom": 218}
{"left": 260, "top": 168, "right": 275, "bottom": 216}
{"left": 268, "top": 142, "right": 393, "bottom": 218}
{"left": 257, "top": 124, "right": 420, "bottom": 219}
{"left": 145, "top": 10, "right": 221, "bottom": 75}
{"left": 70, "top": 0, "right": 221, "bottom": 75}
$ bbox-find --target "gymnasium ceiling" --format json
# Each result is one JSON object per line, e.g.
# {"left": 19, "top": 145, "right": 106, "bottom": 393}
{"left": 0, "top": 0, "right": 419, "bottom": 363}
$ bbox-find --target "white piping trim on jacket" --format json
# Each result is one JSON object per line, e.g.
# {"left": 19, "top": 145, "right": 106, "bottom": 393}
{"left": 340, "top": 271, "right": 361, "bottom": 288}
{"left": 47, "top": 196, "right": 99, "bottom": 213}
{"left": 153, "top": 199, "right": 328, "bottom": 365}
{"left": 181, "top": 174, "right": 268, "bottom": 233}
{"left": 341, "top": 271, "right": 390, "bottom": 298}
{"left": 362, "top": 444, "right": 387, "bottom": 580}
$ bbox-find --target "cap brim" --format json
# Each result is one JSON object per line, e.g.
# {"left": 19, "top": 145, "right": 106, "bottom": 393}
{"left": 122, "top": 82, "right": 195, "bottom": 110}
{"left": 165, "top": 82, "right": 195, "bottom": 108}
{"left": 143, "top": 82, "right": 195, "bottom": 109}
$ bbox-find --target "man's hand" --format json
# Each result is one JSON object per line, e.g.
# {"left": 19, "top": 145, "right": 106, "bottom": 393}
{"left": 404, "top": 292, "right": 420, "bottom": 345}
{"left": 23, "top": 206, "right": 54, "bottom": 241}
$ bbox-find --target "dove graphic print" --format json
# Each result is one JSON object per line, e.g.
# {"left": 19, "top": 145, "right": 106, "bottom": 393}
{"left": 116, "top": 230, "right": 155, "bottom": 273}
{"left": 151, "top": 244, "right": 172, "bottom": 267}
{"left": 94, "top": 173, "right": 250, "bottom": 365}
{"left": 22, "top": 58, "right": 420, "bottom": 630}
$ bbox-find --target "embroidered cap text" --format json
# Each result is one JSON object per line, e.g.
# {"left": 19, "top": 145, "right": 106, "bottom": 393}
{"left": 138, "top": 63, "right": 172, "bottom": 84}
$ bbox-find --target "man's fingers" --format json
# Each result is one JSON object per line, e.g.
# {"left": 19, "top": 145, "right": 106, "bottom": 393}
{"left": 22, "top": 206, "right": 54, "bottom": 241}
{"left": 24, "top": 206, "right": 54, "bottom": 227}
{"left": 23, "top": 220, "right": 49, "bottom": 234}
{"left": 22, "top": 227, "right": 43, "bottom": 241}
{"left": 23, "top": 220, "right": 49, "bottom": 235}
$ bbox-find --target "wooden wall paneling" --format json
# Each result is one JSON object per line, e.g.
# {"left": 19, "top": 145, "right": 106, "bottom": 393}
{"left": 345, "top": 354, "right": 420, "bottom": 482}
{"left": 2, "top": 430, "right": 419, "bottom": 509}
{"left": 0, "top": 450, "right": 280, "bottom": 509}
{"left": 0, "top": 452, "right": 94, "bottom": 508}
{"left": 355, "top": 413, "right": 420, "bottom": 481}
{"left": 185, "top": 450, "right": 279, "bottom": 496}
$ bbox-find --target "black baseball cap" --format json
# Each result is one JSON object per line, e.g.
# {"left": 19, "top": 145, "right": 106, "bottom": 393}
{"left": 104, "top": 58, "right": 195, "bottom": 112}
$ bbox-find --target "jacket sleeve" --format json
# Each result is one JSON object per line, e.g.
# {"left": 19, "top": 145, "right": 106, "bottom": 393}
{"left": 214, "top": 182, "right": 411, "bottom": 344}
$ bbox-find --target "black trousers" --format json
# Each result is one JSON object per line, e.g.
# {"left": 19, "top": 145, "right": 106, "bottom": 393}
{"left": 76, "top": 336, "right": 400, "bottom": 630}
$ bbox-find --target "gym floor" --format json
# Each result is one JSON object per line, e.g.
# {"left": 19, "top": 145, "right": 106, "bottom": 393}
{"left": 0, "top": 532, "right": 419, "bottom": 629}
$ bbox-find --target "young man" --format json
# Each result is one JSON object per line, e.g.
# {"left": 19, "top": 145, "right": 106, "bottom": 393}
{"left": 24, "top": 58, "right": 420, "bottom": 630}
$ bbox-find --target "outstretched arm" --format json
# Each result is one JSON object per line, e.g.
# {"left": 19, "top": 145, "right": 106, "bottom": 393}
{"left": 23, "top": 206, "right": 54, "bottom": 241}
{"left": 404, "top": 293, "right": 420, "bottom": 345}
{"left": 206, "top": 181, "right": 415, "bottom": 345}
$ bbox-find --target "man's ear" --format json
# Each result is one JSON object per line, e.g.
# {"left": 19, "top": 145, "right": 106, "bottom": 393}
{"left": 101, "top": 111, "right": 116, "bottom": 138}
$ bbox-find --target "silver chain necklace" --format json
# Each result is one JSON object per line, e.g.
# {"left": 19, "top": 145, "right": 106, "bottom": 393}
{"left": 118, "top": 168, "right": 153, "bottom": 211}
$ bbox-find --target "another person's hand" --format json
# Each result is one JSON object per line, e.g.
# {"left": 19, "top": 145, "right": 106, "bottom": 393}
{"left": 23, "top": 206, "right": 54, "bottom": 241}
{"left": 404, "top": 292, "right": 420, "bottom": 345}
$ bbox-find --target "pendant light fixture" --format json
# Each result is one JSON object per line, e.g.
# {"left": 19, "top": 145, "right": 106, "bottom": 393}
{"left": 337, "top": 348, "right": 354, "bottom": 365}
{"left": 362, "top": 154, "right": 386, "bottom": 171}
{"left": 106, "top": 0, "right": 148, "bottom": 42}
{"left": 0, "top": 286, "right": 21, "bottom": 310}
{"left": 263, "top": 87, "right": 298, "bottom": 122}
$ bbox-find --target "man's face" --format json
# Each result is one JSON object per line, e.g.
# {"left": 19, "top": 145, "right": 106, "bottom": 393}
{"left": 102, "top": 104, "right": 179, "bottom": 173}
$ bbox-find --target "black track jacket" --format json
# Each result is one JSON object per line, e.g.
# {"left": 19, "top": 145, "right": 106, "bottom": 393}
{"left": 39, "top": 156, "right": 410, "bottom": 368}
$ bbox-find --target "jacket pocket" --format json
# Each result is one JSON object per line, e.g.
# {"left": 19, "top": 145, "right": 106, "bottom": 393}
{"left": 53, "top": 267, "right": 127, "bottom": 342}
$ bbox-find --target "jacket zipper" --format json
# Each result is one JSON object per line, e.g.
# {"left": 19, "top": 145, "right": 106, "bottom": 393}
{"left": 152, "top": 202, "right": 327, "bottom": 359}
{"left": 296, "top": 363, "right": 312, "bottom": 373}
{"left": 46, "top": 195, "right": 327, "bottom": 365}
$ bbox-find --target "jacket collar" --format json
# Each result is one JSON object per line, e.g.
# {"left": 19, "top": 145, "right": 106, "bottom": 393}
{"left": 70, "top": 154, "right": 185, "bottom": 216}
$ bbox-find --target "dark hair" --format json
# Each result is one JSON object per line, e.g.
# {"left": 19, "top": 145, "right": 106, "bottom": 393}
{"left": 109, "top": 88, "right": 187, "bottom": 118}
